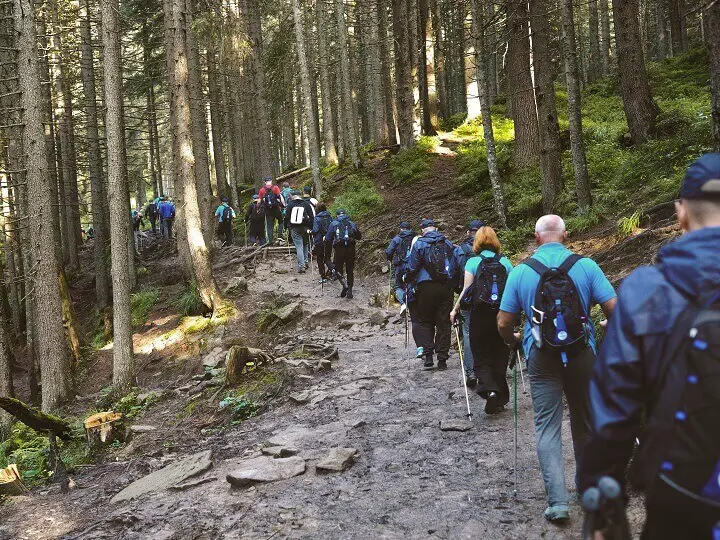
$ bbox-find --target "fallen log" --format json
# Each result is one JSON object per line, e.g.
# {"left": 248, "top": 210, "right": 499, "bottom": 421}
{"left": 0, "top": 397, "right": 71, "bottom": 440}
{"left": 276, "top": 166, "right": 311, "bottom": 182}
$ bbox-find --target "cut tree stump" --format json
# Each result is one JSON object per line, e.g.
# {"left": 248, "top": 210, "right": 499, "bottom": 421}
{"left": 226, "top": 346, "right": 276, "bottom": 385}
{"left": 84, "top": 411, "right": 124, "bottom": 451}
{"left": 0, "top": 464, "right": 29, "bottom": 495}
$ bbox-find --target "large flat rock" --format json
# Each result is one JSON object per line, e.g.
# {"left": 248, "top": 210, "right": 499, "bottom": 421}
{"left": 315, "top": 448, "right": 357, "bottom": 472}
{"left": 226, "top": 456, "right": 306, "bottom": 488}
{"left": 111, "top": 450, "right": 213, "bottom": 503}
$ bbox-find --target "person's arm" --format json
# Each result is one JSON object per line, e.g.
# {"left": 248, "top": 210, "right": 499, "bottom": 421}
{"left": 497, "top": 310, "right": 521, "bottom": 345}
{"left": 325, "top": 222, "right": 335, "bottom": 244}
{"left": 497, "top": 267, "right": 523, "bottom": 345}
{"left": 405, "top": 242, "right": 421, "bottom": 281}
{"left": 353, "top": 223, "right": 362, "bottom": 241}
{"left": 451, "top": 270, "right": 475, "bottom": 323}
{"left": 386, "top": 238, "right": 397, "bottom": 261}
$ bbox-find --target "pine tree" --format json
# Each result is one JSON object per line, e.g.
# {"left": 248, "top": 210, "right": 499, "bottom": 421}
{"left": 709, "top": 0, "right": 720, "bottom": 152}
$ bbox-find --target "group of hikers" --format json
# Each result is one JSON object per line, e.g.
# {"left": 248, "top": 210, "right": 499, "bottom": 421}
{"left": 132, "top": 196, "right": 177, "bottom": 239}
{"left": 385, "top": 154, "right": 720, "bottom": 539}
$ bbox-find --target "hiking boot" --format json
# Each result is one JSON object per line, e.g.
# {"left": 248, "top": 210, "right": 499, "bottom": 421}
{"left": 437, "top": 360, "right": 447, "bottom": 370}
{"left": 423, "top": 358, "right": 434, "bottom": 369}
{"left": 466, "top": 376, "right": 478, "bottom": 388}
{"left": 340, "top": 287, "right": 348, "bottom": 298}
{"left": 485, "top": 392, "right": 501, "bottom": 414}
{"left": 415, "top": 347, "right": 424, "bottom": 359}
{"left": 298, "top": 268, "right": 306, "bottom": 274}
{"left": 319, "top": 278, "right": 329, "bottom": 284}
{"left": 544, "top": 505, "right": 570, "bottom": 523}
{"left": 346, "top": 288, "right": 353, "bottom": 299}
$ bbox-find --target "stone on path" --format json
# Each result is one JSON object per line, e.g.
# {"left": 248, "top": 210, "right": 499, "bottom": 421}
{"left": 110, "top": 450, "right": 213, "bottom": 503}
{"left": 129, "top": 425, "right": 157, "bottom": 434}
{"left": 202, "top": 347, "right": 226, "bottom": 369}
{"left": 289, "top": 391, "right": 312, "bottom": 404}
{"left": 310, "top": 308, "right": 351, "bottom": 325}
{"left": 261, "top": 446, "right": 299, "bottom": 458}
{"left": 439, "top": 419, "right": 473, "bottom": 432}
{"left": 222, "top": 276, "right": 248, "bottom": 296}
{"left": 226, "top": 456, "right": 306, "bottom": 488}
{"left": 315, "top": 448, "right": 357, "bottom": 472}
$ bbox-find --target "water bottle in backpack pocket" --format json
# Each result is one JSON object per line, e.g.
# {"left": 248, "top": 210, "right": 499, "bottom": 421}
{"left": 636, "top": 297, "right": 720, "bottom": 526}
{"left": 336, "top": 221, "right": 353, "bottom": 245}
{"left": 222, "top": 205, "right": 234, "bottom": 222}
{"left": 425, "top": 239, "right": 454, "bottom": 283}
{"left": 471, "top": 254, "right": 508, "bottom": 311}
{"left": 523, "top": 254, "right": 589, "bottom": 366}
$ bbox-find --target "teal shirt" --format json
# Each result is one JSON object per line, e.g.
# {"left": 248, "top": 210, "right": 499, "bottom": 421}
{"left": 215, "top": 204, "right": 236, "bottom": 223}
{"left": 499, "top": 242, "right": 616, "bottom": 358}
{"left": 464, "top": 249, "right": 514, "bottom": 276}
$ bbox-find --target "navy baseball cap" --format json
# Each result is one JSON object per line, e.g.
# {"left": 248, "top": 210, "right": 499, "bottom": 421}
{"left": 421, "top": 218, "right": 435, "bottom": 229}
{"left": 252, "top": 194, "right": 259, "bottom": 200}
{"left": 222, "top": 197, "right": 229, "bottom": 203}
{"left": 336, "top": 209, "right": 347, "bottom": 215}
{"left": 303, "top": 186, "right": 312, "bottom": 194}
{"left": 680, "top": 153, "right": 720, "bottom": 199}
{"left": 468, "top": 219, "right": 485, "bottom": 231}
{"left": 399, "top": 221, "right": 411, "bottom": 230}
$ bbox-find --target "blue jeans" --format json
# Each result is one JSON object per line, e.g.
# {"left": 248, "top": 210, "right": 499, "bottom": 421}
{"left": 461, "top": 309, "right": 474, "bottom": 377}
{"left": 290, "top": 228, "right": 308, "bottom": 270}
{"left": 265, "top": 209, "right": 282, "bottom": 243}
{"left": 528, "top": 346, "right": 594, "bottom": 507}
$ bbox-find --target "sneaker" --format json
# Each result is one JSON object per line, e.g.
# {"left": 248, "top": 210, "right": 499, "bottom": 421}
{"left": 319, "top": 278, "right": 329, "bottom": 284}
{"left": 423, "top": 358, "right": 434, "bottom": 369}
{"left": 346, "top": 288, "right": 353, "bottom": 299}
{"left": 415, "top": 347, "right": 424, "bottom": 359}
{"left": 340, "top": 287, "right": 348, "bottom": 298}
{"left": 298, "top": 268, "right": 306, "bottom": 274}
{"left": 437, "top": 360, "right": 447, "bottom": 370}
{"left": 543, "top": 505, "right": 570, "bottom": 523}
{"left": 485, "top": 391, "right": 501, "bottom": 414}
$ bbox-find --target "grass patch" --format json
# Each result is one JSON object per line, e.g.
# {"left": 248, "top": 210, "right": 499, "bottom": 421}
{"left": 388, "top": 136, "right": 438, "bottom": 186}
{"left": 131, "top": 287, "right": 159, "bottom": 327}
{"left": 173, "top": 280, "right": 205, "bottom": 316}
{"left": 256, "top": 293, "right": 291, "bottom": 332}
{"left": 617, "top": 211, "right": 644, "bottom": 238}
{"left": 329, "top": 173, "right": 385, "bottom": 220}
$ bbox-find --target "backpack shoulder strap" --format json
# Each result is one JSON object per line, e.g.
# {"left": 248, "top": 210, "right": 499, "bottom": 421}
{"left": 558, "top": 253, "right": 583, "bottom": 274}
{"left": 522, "top": 257, "right": 549, "bottom": 276}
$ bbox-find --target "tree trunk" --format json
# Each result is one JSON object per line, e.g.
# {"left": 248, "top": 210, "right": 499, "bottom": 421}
{"left": 657, "top": 0, "right": 668, "bottom": 61}
{"left": 667, "top": 0, "right": 683, "bottom": 55}
{"left": 506, "top": 0, "right": 540, "bottom": 167}
{"left": 150, "top": 87, "right": 165, "bottom": 197}
{"left": 378, "top": 0, "right": 397, "bottom": 144}
{"left": 393, "top": 0, "right": 415, "bottom": 148}
{"left": 431, "top": 0, "right": 447, "bottom": 122}
{"left": 709, "top": 1, "right": 720, "bottom": 152}
{"left": 292, "top": 0, "right": 322, "bottom": 194}
{"left": 471, "top": 0, "right": 507, "bottom": 228}
{"left": 316, "top": 0, "right": 339, "bottom": 164}
{"left": 614, "top": 0, "right": 659, "bottom": 144}
{"left": 529, "top": 0, "right": 564, "bottom": 213}
{"left": 561, "top": 0, "right": 592, "bottom": 208}
{"left": 0, "top": 301, "right": 13, "bottom": 433}
{"left": 336, "top": 0, "right": 361, "bottom": 166}
{"left": 166, "top": 0, "right": 222, "bottom": 313}
{"left": 588, "top": 0, "right": 601, "bottom": 83}
{"left": 418, "top": 0, "right": 436, "bottom": 135}
{"left": 14, "top": 0, "right": 72, "bottom": 411}
{"left": 207, "top": 46, "right": 230, "bottom": 199}
{"left": 599, "top": 0, "right": 612, "bottom": 74}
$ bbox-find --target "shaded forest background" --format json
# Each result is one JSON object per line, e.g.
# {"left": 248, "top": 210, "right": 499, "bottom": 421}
{"left": 0, "top": 0, "right": 718, "bottom": 429}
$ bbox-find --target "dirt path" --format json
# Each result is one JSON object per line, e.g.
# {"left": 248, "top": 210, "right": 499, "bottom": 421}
{"left": 1, "top": 252, "right": 607, "bottom": 540}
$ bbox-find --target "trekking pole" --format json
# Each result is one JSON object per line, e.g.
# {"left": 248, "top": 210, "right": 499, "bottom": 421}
{"left": 453, "top": 322, "right": 473, "bottom": 420}
{"left": 516, "top": 348, "right": 527, "bottom": 394}
{"left": 513, "top": 359, "right": 518, "bottom": 498}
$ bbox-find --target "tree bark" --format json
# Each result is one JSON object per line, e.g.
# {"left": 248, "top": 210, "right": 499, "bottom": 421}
{"left": 599, "top": 0, "right": 612, "bottom": 74}
{"left": 207, "top": 46, "right": 230, "bottom": 199}
{"left": 529, "top": 0, "right": 564, "bottom": 213}
{"left": 14, "top": 0, "right": 72, "bottom": 411}
{"left": 418, "top": 0, "right": 436, "bottom": 135}
{"left": 100, "top": 0, "right": 134, "bottom": 394}
{"left": 614, "top": 0, "right": 659, "bottom": 144}
{"left": 336, "top": 0, "right": 361, "bottom": 166}
{"left": 667, "top": 0, "right": 684, "bottom": 55}
{"left": 709, "top": 1, "right": 720, "bottom": 152}
{"left": 378, "top": 0, "right": 397, "bottom": 144}
{"left": 292, "top": 0, "right": 322, "bottom": 194}
{"left": 588, "top": 0, "right": 601, "bottom": 83}
{"left": 0, "top": 291, "right": 14, "bottom": 435}
{"left": 471, "top": 0, "right": 507, "bottom": 228}
{"left": 393, "top": 0, "right": 415, "bottom": 148}
{"left": 316, "top": 0, "right": 339, "bottom": 163}
{"left": 166, "top": 0, "right": 222, "bottom": 313}
{"left": 506, "top": 0, "right": 540, "bottom": 167}
{"left": 657, "top": 0, "right": 668, "bottom": 61}
{"left": 431, "top": 0, "right": 447, "bottom": 121}
{"left": 561, "top": 0, "right": 592, "bottom": 208}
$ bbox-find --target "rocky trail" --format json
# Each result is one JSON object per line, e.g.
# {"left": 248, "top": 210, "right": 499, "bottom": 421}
{"left": 0, "top": 249, "right": 637, "bottom": 539}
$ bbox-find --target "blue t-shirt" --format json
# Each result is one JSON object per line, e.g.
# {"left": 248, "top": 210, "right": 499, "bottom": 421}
{"left": 464, "top": 250, "right": 514, "bottom": 276}
{"left": 499, "top": 242, "right": 616, "bottom": 358}
{"left": 215, "top": 204, "right": 235, "bottom": 223}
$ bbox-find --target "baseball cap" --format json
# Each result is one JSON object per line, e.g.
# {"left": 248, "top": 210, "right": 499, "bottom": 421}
{"left": 252, "top": 194, "right": 259, "bottom": 200}
{"left": 303, "top": 186, "right": 312, "bottom": 194}
{"left": 468, "top": 219, "right": 485, "bottom": 231}
{"left": 680, "top": 153, "right": 720, "bottom": 199}
{"left": 221, "top": 197, "right": 229, "bottom": 203}
{"left": 399, "top": 221, "right": 411, "bottom": 230}
{"left": 421, "top": 218, "right": 435, "bottom": 229}
{"left": 336, "top": 209, "right": 347, "bottom": 216}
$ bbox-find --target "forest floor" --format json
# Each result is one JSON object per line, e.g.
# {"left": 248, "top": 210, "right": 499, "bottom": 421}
{"left": 0, "top": 225, "right": 664, "bottom": 539}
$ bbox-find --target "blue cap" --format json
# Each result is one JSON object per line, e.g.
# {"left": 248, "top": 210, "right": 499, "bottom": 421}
{"left": 680, "top": 154, "right": 720, "bottom": 199}
{"left": 222, "top": 197, "right": 229, "bottom": 203}
{"left": 399, "top": 221, "right": 411, "bottom": 230}
{"left": 303, "top": 186, "right": 312, "bottom": 194}
{"left": 336, "top": 209, "right": 346, "bottom": 216}
{"left": 468, "top": 219, "right": 485, "bottom": 231}
{"left": 252, "top": 194, "right": 259, "bottom": 200}
{"left": 421, "top": 218, "right": 435, "bottom": 229}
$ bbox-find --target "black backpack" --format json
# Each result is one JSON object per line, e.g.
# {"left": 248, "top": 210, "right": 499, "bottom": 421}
{"left": 147, "top": 203, "right": 158, "bottom": 217}
{"left": 334, "top": 220, "right": 354, "bottom": 245}
{"left": 263, "top": 188, "right": 279, "bottom": 209}
{"left": 523, "top": 254, "right": 588, "bottom": 362}
{"left": 636, "top": 296, "right": 720, "bottom": 508}
{"left": 424, "top": 238, "right": 454, "bottom": 284}
{"left": 222, "top": 205, "right": 233, "bottom": 222}
{"left": 393, "top": 235, "right": 413, "bottom": 266}
{"left": 316, "top": 214, "right": 332, "bottom": 239}
{"left": 472, "top": 253, "right": 508, "bottom": 311}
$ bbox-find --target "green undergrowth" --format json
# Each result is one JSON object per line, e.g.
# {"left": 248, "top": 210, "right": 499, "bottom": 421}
{"left": 173, "top": 280, "right": 205, "bottom": 316}
{"left": 328, "top": 173, "right": 385, "bottom": 220}
{"left": 131, "top": 287, "right": 159, "bottom": 327}
{"left": 0, "top": 421, "right": 91, "bottom": 487}
{"left": 451, "top": 46, "right": 712, "bottom": 258}
{"left": 256, "top": 293, "right": 292, "bottom": 332}
{"left": 220, "top": 368, "right": 286, "bottom": 425}
{"left": 388, "top": 136, "right": 439, "bottom": 186}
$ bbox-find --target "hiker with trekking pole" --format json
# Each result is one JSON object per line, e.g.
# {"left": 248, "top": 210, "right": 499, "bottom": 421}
{"left": 450, "top": 225, "right": 513, "bottom": 414}
{"left": 386, "top": 221, "right": 415, "bottom": 313}
{"left": 578, "top": 154, "right": 720, "bottom": 540}
{"left": 497, "top": 214, "right": 617, "bottom": 524}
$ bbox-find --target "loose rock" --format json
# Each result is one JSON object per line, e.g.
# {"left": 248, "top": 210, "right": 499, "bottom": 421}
{"left": 261, "top": 446, "right": 299, "bottom": 458}
{"left": 226, "top": 456, "right": 306, "bottom": 487}
{"left": 289, "top": 391, "right": 312, "bottom": 404}
{"left": 315, "top": 448, "right": 357, "bottom": 472}
{"left": 129, "top": 425, "right": 157, "bottom": 434}
{"left": 222, "top": 276, "right": 248, "bottom": 296}
{"left": 439, "top": 419, "right": 473, "bottom": 432}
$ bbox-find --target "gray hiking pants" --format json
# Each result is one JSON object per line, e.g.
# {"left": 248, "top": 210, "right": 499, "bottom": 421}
{"left": 528, "top": 346, "right": 594, "bottom": 508}
{"left": 290, "top": 228, "right": 309, "bottom": 271}
{"left": 461, "top": 309, "right": 474, "bottom": 377}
